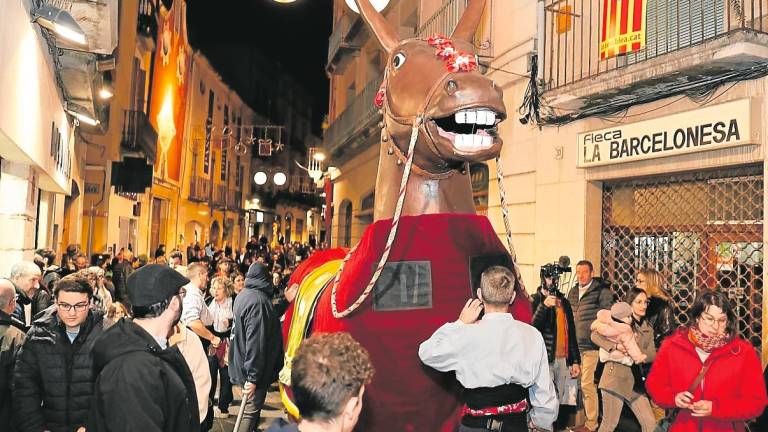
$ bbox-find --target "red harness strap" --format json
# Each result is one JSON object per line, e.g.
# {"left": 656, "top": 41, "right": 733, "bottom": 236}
{"left": 460, "top": 399, "right": 529, "bottom": 417}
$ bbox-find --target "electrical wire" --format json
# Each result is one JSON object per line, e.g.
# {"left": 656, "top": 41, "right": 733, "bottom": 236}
{"left": 538, "top": 61, "right": 768, "bottom": 127}
{"left": 518, "top": 54, "right": 541, "bottom": 128}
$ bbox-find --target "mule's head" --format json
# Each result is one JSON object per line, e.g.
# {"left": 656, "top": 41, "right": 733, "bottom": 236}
{"left": 357, "top": 0, "right": 506, "bottom": 173}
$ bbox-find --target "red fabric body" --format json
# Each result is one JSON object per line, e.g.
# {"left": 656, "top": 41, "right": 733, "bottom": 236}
{"left": 284, "top": 214, "right": 532, "bottom": 432}
{"left": 646, "top": 328, "right": 768, "bottom": 432}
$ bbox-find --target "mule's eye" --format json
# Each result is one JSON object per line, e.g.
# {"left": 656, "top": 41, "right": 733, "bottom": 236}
{"left": 392, "top": 53, "right": 406, "bottom": 69}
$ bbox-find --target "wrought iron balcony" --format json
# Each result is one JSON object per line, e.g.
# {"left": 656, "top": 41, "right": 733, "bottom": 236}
{"left": 540, "top": 0, "right": 768, "bottom": 124}
{"left": 212, "top": 184, "right": 227, "bottom": 208}
{"left": 417, "top": 0, "right": 494, "bottom": 58}
{"left": 121, "top": 110, "right": 158, "bottom": 163}
{"left": 322, "top": 73, "right": 384, "bottom": 166}
{"left": 327, "top": 16, "right": 364, "bottom": 75}
{"left": 137, "top": 0, "right": 158, "bottom": 41}
{"left": 227, "top": 190, "right": 243, "bottom": 210}
{"left": 189, "top": 176, "right": 210, "bottom": 203}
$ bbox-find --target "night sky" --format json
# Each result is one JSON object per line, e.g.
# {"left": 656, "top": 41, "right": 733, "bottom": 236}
{"left": 186, "top": 0, "right": 334, "bottom": 134}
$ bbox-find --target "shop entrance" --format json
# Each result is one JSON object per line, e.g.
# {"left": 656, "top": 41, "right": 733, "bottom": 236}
{"left": 601, "top": 166, "right": 764, "bottom": 349}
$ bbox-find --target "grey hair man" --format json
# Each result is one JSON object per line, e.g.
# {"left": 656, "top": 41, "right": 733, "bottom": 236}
{"left": 0, "top": 279, "right": 25, "bottom": 428}
{"left": 9, "top": 261, "right": 42, "bottom": 328}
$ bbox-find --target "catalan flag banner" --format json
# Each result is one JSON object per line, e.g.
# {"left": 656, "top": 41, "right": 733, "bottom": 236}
{"left": 600, "top": 0, "right": 647, "bottom": 59}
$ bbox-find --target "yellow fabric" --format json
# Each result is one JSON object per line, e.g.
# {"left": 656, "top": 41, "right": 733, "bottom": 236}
{"left": 555, "top": 305, "right": 567, "bottom": 359}
{"left": 278, "top": 259, "right": 343, "bottom": 419}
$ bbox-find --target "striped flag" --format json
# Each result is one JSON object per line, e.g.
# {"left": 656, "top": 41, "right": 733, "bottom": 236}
{"left": 600, "top": 0, "right": 647, "bottom": 59}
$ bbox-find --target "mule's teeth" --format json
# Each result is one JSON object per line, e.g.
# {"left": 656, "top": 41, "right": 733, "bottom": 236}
{"left": 477, "top": 111, "right": 488, "bottom": 125}
{"left": 485, "top": 111, "right": 496, "bottom": 126}
{"left": 455, "top": 111, "right": 467, "bottom": 124}
{"left": 481, "top": 135, "right": 492, "bottom": 148}
{"left": 466, "top": 111, "right": 477, "bottom": 124}
{"left": 454, "top": 134, "right": 465, "bottom": 147}
{"left": 473, "top": 134, "right": 483, "bottom": 147}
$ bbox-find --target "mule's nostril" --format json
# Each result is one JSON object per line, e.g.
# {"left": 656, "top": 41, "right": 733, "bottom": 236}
{"left": 446, "top": 80, "right": 458, "bottom": 94}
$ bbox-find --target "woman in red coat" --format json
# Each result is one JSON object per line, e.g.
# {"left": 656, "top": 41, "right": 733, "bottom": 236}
{"left": 646, "top": 289, "right": 767, "bottom": 431}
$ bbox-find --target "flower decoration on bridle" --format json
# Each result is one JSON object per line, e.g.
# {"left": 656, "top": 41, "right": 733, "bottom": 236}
{"left": 428, "top": 34, "right": 478, "bottom": 73}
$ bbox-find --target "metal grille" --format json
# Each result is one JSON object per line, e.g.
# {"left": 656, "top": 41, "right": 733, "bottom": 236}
{"left": 600, "top": 166, "right": 764, "bottom": 350}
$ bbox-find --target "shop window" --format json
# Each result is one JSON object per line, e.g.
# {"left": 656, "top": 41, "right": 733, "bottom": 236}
{"left": 601, "top": 165, "right": 763, "bottom": 351}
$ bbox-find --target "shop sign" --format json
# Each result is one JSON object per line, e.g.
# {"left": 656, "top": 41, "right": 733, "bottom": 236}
{"left": 577, "top": 99, "right": 753, "bottom": 168}
{"left": 600, "top": 0, "right": 647, "bottom": 59}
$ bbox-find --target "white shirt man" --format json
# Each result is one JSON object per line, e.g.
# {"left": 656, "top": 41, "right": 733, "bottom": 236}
{"left": 419, "top": 266, "right": 558, "bottom": 431}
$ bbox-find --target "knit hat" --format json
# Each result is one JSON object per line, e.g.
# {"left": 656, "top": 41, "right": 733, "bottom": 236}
{"left": 610, "top": 302, "right": 632, "bottom": 321}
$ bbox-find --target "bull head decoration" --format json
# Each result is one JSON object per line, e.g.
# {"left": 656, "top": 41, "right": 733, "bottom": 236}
{"left": 353, "top": 0, "right": 507, "bottom": 221}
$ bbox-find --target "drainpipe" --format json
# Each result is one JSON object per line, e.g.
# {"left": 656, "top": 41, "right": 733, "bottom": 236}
{"left": 537, "top": 0, "right": 545, "bottom": 82}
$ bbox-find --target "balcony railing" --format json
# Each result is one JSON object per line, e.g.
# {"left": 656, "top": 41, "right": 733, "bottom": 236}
{"left": 212, "top": 184, "right": 227, "bottom": 207}
{"left": 327, "top": 16, "right": 363, "bottom": 74}
{"left": 227, "top": 190, "right": 243, "bottom": 210}
{"left": 189, "top": 176, "right": 210, "bottom": 202}
{"left": 137, "top": 0, "right": 158, "bottom": 40}
{"left": 417, "top": 0, "right": 493, "bottom": 58}
{"left": 322, "top": 73, "right": 384, "bottom": 164}
{"left": 542, "top": 0, "right": 768, "bottom": 91}
{"left": 121, "top": 110, "right": 158, "bottom": 163}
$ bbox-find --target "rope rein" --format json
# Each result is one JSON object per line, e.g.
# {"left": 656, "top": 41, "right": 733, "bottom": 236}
{"left": 331, "top": 117, "right": 423, "bottom": 318}
{"left": 495, "top": 157, "right": 526, "bottom": 293}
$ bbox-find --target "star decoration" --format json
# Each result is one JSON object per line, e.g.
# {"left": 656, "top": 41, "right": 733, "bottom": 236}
{"left": 274, "top": 142, "right": 285, "bottom": 152}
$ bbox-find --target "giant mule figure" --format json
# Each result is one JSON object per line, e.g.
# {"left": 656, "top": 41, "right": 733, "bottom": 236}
{"left": 280, "top": 1, "right": 530, "bottom": 430}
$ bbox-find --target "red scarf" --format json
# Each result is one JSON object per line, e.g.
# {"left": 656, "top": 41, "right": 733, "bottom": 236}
{"left": 688, "top": 325, "right": 732, "bottom": 353}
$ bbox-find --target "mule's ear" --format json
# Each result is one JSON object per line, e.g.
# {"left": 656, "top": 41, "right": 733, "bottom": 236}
{"left": 354, "top": 0, "right": 399, "bottom": 53}
{"left": 451, "top": 0, "right": 486, "bottom": 43}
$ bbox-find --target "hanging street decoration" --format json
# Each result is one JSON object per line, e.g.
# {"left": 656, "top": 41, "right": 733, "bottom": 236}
{"left": 197, "top": 123, "right": 286, "bottom": 158}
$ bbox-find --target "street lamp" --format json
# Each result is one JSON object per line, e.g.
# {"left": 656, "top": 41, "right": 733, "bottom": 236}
{"left": 312, "top": 151, "right": 326, "bottom": 162}
{"left": 65, "top": 102, "right": 99, "bottom": 126}
{"left": 345, "top": 0, "right": 390, "bottom": 13}
{"left": 273, "top": 0, "right": 297, "bottom": 3}
{"left": 32, "top": 3, "right": 87, "bottom": 46}
{"left": 273, "top": 172, "right": 287, "bottom": 186}
{"left": 254, "top": 171, "right": 268, "bottom": 185}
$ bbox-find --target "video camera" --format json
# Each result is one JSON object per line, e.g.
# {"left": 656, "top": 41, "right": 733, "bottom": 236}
{"left": 539, "top": 256, "right": 572, "bottom": 295}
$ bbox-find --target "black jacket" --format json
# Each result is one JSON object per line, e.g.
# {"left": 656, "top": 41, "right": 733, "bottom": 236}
{"left": 0, "top": 310, "right": 26, "bottom": 430}
{"left": 531, "top": 289, "right": 581, "bottom": 366}
{"left": 645, "top": 296, "right": 676, "bottom": 348}
{"left": 12, "top": 306, "right": 105, "bottom": 432}
{"left": 566, "top": 277, "right": 614, "bottom": 352}
{"left": 229, "top": 263, "right": 283, "bottom": 388}
{"left": 86, "top": 318, "right": 199, "bottom": 432}
{"left": 110, "top": 261, "right": 133, "bottom": 303}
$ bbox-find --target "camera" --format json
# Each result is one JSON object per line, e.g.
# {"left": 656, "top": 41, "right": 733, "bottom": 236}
{"left": 539, "top": 256, "right": 572, "bottom": 295}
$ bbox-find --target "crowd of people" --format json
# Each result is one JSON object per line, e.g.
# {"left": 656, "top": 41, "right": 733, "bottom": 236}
{"left": 2, "top": 240, "right": 768, "bottom": 431}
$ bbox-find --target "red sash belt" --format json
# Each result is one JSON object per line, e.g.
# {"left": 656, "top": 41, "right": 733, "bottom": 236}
{"left": 460, "top": 399, "right": 529, "bottom": 417}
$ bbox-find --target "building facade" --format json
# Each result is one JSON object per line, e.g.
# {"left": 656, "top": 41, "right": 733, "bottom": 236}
{"left": 325, "top": 0, "right": 768, "bottom": 360}
{"left": 0, "top": 0, "right": 118, "bottom": 273}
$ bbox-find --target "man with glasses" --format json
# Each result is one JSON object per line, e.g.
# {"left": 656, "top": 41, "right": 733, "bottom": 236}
{"left": 13, "top": 275, "right": 105, "bottom": 432}
{"left": 87, "top": 264, "right": 200, "bottom": 432}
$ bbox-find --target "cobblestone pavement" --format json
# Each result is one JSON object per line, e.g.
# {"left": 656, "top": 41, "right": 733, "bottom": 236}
{"left": 210, "top": 384, "right": 288, "bottom": 432}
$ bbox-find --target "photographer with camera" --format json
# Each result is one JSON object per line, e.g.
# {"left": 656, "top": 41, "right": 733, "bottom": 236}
{"left": 532, "top": 260, "right": 581, "bottom": 427}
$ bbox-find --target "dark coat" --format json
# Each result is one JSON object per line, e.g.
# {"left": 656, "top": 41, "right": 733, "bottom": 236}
{"left": 566, "top": 277, "right": 614, "bottom": 352}
{"left": 645, "top": 296, "right": 676, "bottom": 348}
{"left": 229, "top": 263, "right": 283, "bottom": 388}
{"left": 12, "top": 306, "right": 105, "bottom": 432}
{"left": 86, "top": 318, "right": 200, "bottom": 432}
{"left": 531, "top": 289, "right": 581, "bottom": 366}
{"left": 110, "top": 261, "right": 133, "bottom": 303}
{"left": 0, "top": 310, "right": 26, "bottom": 430}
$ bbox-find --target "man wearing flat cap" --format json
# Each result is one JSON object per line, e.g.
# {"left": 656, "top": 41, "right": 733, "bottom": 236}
{"left": 86, "top": 264, "right": 201, "bottom": 432}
